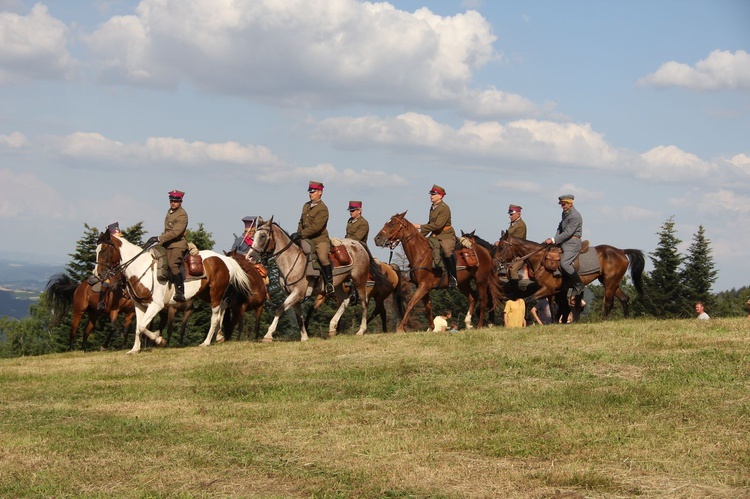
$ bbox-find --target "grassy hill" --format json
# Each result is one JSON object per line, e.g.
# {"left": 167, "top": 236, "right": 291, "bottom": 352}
{"left": 1, "top": 319, "right": 748, "bottom": 497}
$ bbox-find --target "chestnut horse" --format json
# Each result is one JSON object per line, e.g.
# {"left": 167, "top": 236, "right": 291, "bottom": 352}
{"left": 96, "top": 231, "right": 252, "bottom": 353}
{"left": 246, "top": 218, "right": 370, "bottom": 341}
{"left": 373, "top": 211, "right": 492, "bottom": 332}
{"left": 367, "top": 261, "right": 406, "bottom": 332}
{"left": 490, "top": 232, "right": 645, "bottom": 319}
{"left": 46, "top": 273, "right": 134, "bottom": 351}
{"left": 221, "top": 248, "right": 267, "bottom": 341}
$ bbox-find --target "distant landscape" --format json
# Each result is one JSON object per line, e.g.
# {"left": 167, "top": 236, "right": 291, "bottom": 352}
{"left": 0, "top": 254, "right": 65, "bottom": 319}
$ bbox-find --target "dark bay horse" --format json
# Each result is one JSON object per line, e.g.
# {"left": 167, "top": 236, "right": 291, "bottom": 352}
{"left": 373, "top": 211, "right": 493, "bottom": 332}
{"left": 96, "top": 231, "right": 252, "bottom": 353}
{"left": 366, "top": 261, "right": 406, "bottom": 332}
{"left": 222, "top": 248, "right": 267, "bottom": 341}
{"left": 46, "top": 273, "right": 134, "bottom": 351}
{"left": 491, "top": 232, "right": 645, "bottom": 318}
{"left": 246, "top": 218, "right": 371, "bottom": 341}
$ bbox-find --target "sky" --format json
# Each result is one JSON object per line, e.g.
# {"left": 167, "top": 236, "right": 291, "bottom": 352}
{"left": 1, "top": 0, "right": 749, "bottom": 292}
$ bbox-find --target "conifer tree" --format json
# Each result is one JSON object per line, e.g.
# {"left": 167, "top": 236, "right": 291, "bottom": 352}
{"left": 641, "top": 216, "right": 688, "bottom": 318}
{"left": 186, "top": 223, "right": 215, "bottom": 251}
{"left": 65, "top": 223, "right": 100, "bottom": 282}
{"left": 121, "top": 221, "right": 146, "bottom": 246}
{"left": 681, "top": 224, "right": 717, "bottom": 309}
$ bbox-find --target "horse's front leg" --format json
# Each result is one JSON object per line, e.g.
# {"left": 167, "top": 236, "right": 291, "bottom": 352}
{"left": 353, "top": 280, "right": 368, "bottom": 335}
{"left": 263, "top": 290, "right": 300, "bottom": 342}
{"left": 128, "top": 305, "right": 166, "bottom": 354}
{"left": 398, "top": 283, "right": 430, "bottom": 333}
{"left": 293, "top": 302, "right": 309, "bottom": 341}
{"left": 459, "top": 280, "right": 475, "bottom": 329}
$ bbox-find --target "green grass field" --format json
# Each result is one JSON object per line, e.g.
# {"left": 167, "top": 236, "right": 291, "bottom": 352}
{"left": 1, "top": 318, "right": 748, "bottom": 498}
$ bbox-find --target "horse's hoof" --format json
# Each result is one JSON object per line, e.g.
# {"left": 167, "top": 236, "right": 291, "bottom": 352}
{"left": 328, "top": 331, "right": 337, "bottom": 338}
{"left": 262, "top": 337, "right": 273, "bottom": 343}
{"left": 215, "top": 336, "right": 225, "bottom": 344}
{"left": 126, "top": 350, "right": 138, "bottom": 355}
{"left": 156, "top": 337, "right": 167, "bottom": 347}
{"left": 355, "top": 331, "right": 364, "bottom": 336}
{"left": 198, "top": 343, "right": 209, "bottom": 348}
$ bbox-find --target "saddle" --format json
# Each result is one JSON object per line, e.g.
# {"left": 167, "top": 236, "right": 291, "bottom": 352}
{"left": 153, "top": 244, "right": 206, "bottom": 283}
{"left": 542, "top": 240, "right": 598, "bottom": 275}
{"left": 300, "top": 238, "right": 354, "bottom": 277}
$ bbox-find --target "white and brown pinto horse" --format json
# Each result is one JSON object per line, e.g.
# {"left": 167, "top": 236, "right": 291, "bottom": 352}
{"left": 96, "top": 231, "right": 252, "bottom": 353}
{"left": 246, "top": 217, "right": 370, "bottom": 341}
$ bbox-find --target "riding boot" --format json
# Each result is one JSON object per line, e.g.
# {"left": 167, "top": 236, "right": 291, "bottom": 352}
{"left": 443, "top": 255, "right": 458, "bottom": 288}
{"left": 345, "top": 277, "right": 358, "bottom": 305}
{"left": 172, "top": 273, "right": 186, "bottom": 302}
{"left": 97, "top": 282, "right": 109, "bottom": 311}
{"left": 321, "top": 264, "right": 335, "bottom": 295}
{"left": 568, "top": 270, "right": 585, "bottom": 296}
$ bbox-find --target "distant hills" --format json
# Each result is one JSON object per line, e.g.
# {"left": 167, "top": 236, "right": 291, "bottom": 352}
{"left": 0, "top": 254, "right": 66, "bottom": 319}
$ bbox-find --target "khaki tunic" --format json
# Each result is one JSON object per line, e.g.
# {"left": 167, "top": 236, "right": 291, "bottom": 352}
{"left": 298, "top": 200, "right": 331, "bottom": 265}
{"left": 159, "top": 205, "right": 188, "bottom": 274}
{"left": 345, "top": 216, "right": 369, "bottom": 244}
{"left": 508, "top": 218, "right": 527, "bottom": 239}
{"left": 420, "top": 201, "right": 456, "bottom": 257}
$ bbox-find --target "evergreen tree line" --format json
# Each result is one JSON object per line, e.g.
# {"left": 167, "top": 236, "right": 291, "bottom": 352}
{"left": 1, "top": 217, "right": 747, "bottom": 358}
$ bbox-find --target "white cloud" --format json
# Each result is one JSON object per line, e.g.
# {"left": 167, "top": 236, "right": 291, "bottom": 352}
{"left": 43, "top": 132, "right": 283, "bottom": 169}
{"left": 82, "top": 0, "right": 521, "bottom": 115}
{"left": 639, "top": 145, "right": 715, "bottom": 181}
{"left": 0, "top": 131, "right": 28, "bottom": 148}
{"left": 257, "top": 162, "right": 406, "bottom": 187}
{"left": 315, "top": 112, "right": 620, "bottom": 166}
{"left": 0, "top": 168, "right": 69, "bottom": 218}
{"left": 638, "top": 49, "right": 750, "bottom": 91}
{"left": 699, "top": 189, "right": 750, "bottom": 215}
{"left": 601, "top": 205, "right": 659, "bottom": 222}
{"left": 0, "top": 4, "right": 77, "bottom": 83}
{"left": 493, "top": 179, "right": 542, "bottom": 193}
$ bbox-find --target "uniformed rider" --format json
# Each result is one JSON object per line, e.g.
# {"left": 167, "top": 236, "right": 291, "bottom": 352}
{"left": 146, "top": 189, "right": 188, "bottom": 302}
{"left": 413, "top": 184, "right": 458, "bottom": 288}
{"left": 544, "top": 194, "right": 585, "bottom": 296}
{"left": 97, "top": 221, "right": 122, "bottom": 311}
{"left": 290, "top": 181, "right": 334, "bottom": 295}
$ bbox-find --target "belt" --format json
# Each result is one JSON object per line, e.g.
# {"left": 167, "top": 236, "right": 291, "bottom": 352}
{"left": 571, "top": 236, "right": 580, "bottom": 238}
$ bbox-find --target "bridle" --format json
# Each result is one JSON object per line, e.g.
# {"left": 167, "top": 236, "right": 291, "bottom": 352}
{"left": 251, "top": 223, "right": 306, "bottom": 286}
{"left": 378, "top": 216, "right": 417, "bottom": 250}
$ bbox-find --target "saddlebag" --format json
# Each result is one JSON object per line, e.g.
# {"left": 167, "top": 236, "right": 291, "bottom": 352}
{"left": 184, "top": 254, "right": 204, "bottom": 276}
{"left": 330, "top": 245, "right": 351, "bottom": 266}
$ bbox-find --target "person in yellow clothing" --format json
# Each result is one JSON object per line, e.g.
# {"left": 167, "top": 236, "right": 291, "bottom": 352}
{"left": 504, "top": 298, "right": 526, "bottom": 328}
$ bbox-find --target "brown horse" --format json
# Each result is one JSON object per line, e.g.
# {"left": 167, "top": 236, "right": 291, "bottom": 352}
{"left": 96, "top": 231, "right": 252, "bottom": 353}
{"left": 491, "top": 232, "right": 645, "bottom": 319}
{"left": 222, "top": 248, "right": 267, "bottom": 341}
{"left": 46, "top": 273, "right": 135, "bottom": 351}
{"left": 366, "top": 261, "right": 406, "bottom": 331}
{"left": 373, "top": 211, "right": 493, "bottom": 332}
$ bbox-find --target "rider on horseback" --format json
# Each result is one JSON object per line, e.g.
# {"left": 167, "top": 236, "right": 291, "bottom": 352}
{"left": 413, "top": 184, "right": 458, "bottom": 288}
{"left": 290, "top": 180, "right": 334, "bottom": 295}
{"left": 544, "top": 194, "right": 585, "bottom": 296}
{"left": 344, "top": 200, "right": 370, "bottom": 305}
{"left": 147, "top": 190, "right": 188, "bottom": 302}
{"left": 97, "top": 221, "right": 123, "bottom": 311}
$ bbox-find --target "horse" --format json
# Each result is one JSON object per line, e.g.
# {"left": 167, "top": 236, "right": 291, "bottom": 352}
{"left": 490, "top": 232, "right": 646, "bottom": 319}
{"left": 366, "top": 261, "right": 406, "bottom": 332}
{"left": 96, "top": 230, "right": 253, "bottom": 353}
{"left": 46, "top": 273, "right": 135, "bottom": 351}
{"left": 373, "top": 211, "right": 493, "bottom": 332}
{"left": 221, "top": 248, "right": 267, "bottom": 341}
{"left": 245, "top": 217, "right": 370, "bottom": 341}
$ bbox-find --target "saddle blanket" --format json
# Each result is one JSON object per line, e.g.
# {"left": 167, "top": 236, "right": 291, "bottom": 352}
{"left": 579, "top": 248, "right": 600, "bottom": 276}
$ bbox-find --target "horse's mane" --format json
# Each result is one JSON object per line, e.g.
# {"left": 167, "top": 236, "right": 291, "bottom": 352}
{"left": 468, "top": 234, "right": 494, "bottom": 252}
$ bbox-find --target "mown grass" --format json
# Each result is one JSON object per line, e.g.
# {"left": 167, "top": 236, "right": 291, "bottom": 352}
{"left": 0, "top": 318, "right": 748, "bottom": 498}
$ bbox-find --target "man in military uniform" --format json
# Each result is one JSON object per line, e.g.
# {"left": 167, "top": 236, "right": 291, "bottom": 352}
{"left": 231, "top": 216, "right": 259, "bottom": 256}
{"left": 290, "top": 181, "right": 334, "bottom": 295}
{"left": 97, "top": 221, "right": 123, "bottom": 311}
{"left": 344, "top": 200, "right": 370, "bottom": 305}
{"left": 146, "top": 190, "right": 188, "bottom": 302}
{"left": 413, "top": 184, "right": 457, "bottom": 288}
{"left": 502, "top": 204, "right": 528, "bottom": 291}
{"left": 545, "top": 194, "right": 584, "bottom": 296}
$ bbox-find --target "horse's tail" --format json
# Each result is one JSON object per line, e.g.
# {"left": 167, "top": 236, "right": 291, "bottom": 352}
{"left": 389, "top": 263, "right": 407, "bottom": 320}
{"left": 45, "top": 273, "right": 77, "bottom": 325}
{"left": 369, "top": 254, "right": 384, "bottom": 283}
{"left": 625, "top": 249, "right": 646, "bottom": 298}
{"left": 223, "top": 256, "right": 253, "bottom": 299}
{"left": 487, "top": 272, "right": 507, "bottom": 313}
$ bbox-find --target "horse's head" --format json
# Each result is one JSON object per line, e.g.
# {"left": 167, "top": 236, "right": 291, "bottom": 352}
{"left": 374, "top": 211, "right": 409, "bottom": 249}
{"left": 246, "top": 216, "right": 275, "bottom": 263}
{"left": 95, "top": 231, "right": 123, "bottom": 278}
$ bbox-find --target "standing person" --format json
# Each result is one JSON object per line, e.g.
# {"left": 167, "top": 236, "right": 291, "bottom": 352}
{"left": 231, "top": 216, "right": 259, "bottom": 256}
{"left": 291, "top": 180, "right": 334, "bottom": 295}
{"left": 544, "top": 194, "right": 585, "bottom": 296}
{"left": 432, "top": 310, "right": 451, "bottom": 332}
{"left": 695, "top": 301, "right": 710, "bottom": 320}
{"left": 413, "top": 184, "right": 457, "bottom": 288}
{"left": 504, "top": 298, "right": 526, "bottom": 328}
{"left": 146, "top": 190, "right": 188, "bottom": 302}
{"left": 530, "top": 297, "right": 552, "bottom": 325}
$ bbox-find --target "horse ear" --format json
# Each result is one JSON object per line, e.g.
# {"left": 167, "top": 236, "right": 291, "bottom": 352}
{"left": 469, "top": 229, "right": 475, "bottom": 237}
{"left": 267, "top": 215, "right": 274, "bottom": 225}
{"left": 397, "top": 211, "right": 407, "bottom": 218}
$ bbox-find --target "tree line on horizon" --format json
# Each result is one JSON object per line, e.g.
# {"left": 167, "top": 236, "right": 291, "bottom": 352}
{"left": 0, "top": 216, "right": 747, "bottom": 358}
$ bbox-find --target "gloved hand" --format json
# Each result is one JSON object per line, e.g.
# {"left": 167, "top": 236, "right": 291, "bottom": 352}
{"left": 146, "top": 236, "right": 160, "bottom": 246}
{"left": 290, "top": 232, "right": 301, "bottom": 242}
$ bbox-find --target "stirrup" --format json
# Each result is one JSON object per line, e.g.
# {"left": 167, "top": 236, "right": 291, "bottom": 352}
{"left": 448, "top": 276, "right": 458, "bottom": 288}
{"left": 325, "top": 283, "right": 335, "bottom": 295}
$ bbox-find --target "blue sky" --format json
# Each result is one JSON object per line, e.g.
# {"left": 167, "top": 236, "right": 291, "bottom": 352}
{"left": 1, "top": 0, "right": 748, "bottom": 291}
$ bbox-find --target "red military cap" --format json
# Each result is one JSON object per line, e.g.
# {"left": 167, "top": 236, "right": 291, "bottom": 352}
{"left": 168, "top": 190, "right": 185, "bottom": 201}
{"left": 308, "top": 180, "right": 324, "bottom": 192}
{"left": 347, "top": 200, "right": 362, "bottom": 211}
{"left": 508, "top": 204, "right": 522, "bottom": 214}
{"left": 429, "top": 184, "right": 446, "bottom": 196}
